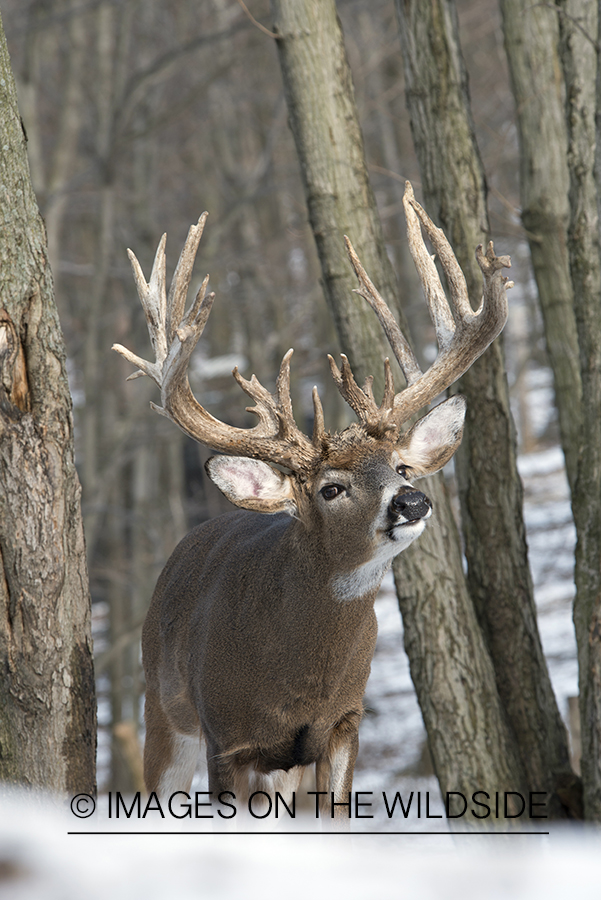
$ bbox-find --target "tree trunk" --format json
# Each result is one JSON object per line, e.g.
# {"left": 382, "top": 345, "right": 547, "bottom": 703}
{"left": 270, "top": 0, "right": 527, "bottom": 820}
{"left": 0, "top": 11, "right": 95, "bottom": 794}
{"left": 270, "top": 0, "right": 402, "bottom": 401}
{"left": 558, "top": 0, "right": 601, "bottom": 822}
{"left": 499, "top": 0, "right": 582, "bottom": 495}
{"left": 395, "top": 0, "right": 575, "bottom": 818}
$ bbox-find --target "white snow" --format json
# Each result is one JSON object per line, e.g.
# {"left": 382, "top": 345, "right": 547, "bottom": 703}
{"left": 0, "top": 793, "right": 600, "bottom": 899}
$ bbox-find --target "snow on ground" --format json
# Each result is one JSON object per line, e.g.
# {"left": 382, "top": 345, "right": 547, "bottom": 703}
{"left": 0, "top": 795, "right": 601, "bottom": 900}
{"left": 0, "top": 793, "right": 600, "bottom": 900}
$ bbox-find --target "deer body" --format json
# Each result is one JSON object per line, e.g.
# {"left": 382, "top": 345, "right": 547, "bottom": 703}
{"left": 143, "top": 513, "right": 378, "bottom": 800}
{"left": 142, "top": 431, "right": 451, "bottom": 807}
{"left": 114, "top": 182, "right": 512, "bottom": 821}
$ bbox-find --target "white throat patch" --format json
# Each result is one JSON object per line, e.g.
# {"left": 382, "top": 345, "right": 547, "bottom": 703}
{"left": 331, "top": 558, "right": 393, "bottom": 603}
{"left": 330, "top": 516, "right": 428, "bottom": 602}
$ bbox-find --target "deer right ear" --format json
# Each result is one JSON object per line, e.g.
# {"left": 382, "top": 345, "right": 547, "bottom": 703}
{"left": 398, "top": 395, "right": 467, "bottom": 477}
{"left": 205, "top": 456, "right": 298, "bottom": 516}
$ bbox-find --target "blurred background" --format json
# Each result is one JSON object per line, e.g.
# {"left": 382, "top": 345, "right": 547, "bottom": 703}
{"left": 1, "top": 0, "right": 575, "bottom": 799}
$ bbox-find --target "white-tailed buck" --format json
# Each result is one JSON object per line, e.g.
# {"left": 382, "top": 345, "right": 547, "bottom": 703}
{"left": 113, "top": 182, "right": 511, "bottom": 823}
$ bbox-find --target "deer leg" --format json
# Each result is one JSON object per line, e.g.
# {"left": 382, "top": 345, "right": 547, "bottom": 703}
{"left": 316, "top": 720, "right": 360, "bottom": 829}
{"left": 143, "top": 690, "right": 200, "bottom": 798}
{"left": 205, "top": 738, "right": 235, "bottom": 798}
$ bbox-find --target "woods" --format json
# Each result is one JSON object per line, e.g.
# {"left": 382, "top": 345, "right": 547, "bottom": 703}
{"left": 0, "top": 0, "right": 599, "bottom": 823}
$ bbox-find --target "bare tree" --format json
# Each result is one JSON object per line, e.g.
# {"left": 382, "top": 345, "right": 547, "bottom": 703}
{"left": 499, "top": 0, "right": 582, "bottom": 493}
{"left": 0, "top": 10, "right": 95, "bottom": 793}
{"left": 395, "top": 0, "right": 576, "bottom": 816}
{"left": 270, "top": 0, "right": 527, "bottom": 819}
{"left": 557, "top": 0, "right": 601, "bottom": 822}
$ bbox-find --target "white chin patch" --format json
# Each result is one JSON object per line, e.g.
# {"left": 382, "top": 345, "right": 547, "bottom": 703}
{"left": 389, "top": 516, "right": 428, "bottom": 549}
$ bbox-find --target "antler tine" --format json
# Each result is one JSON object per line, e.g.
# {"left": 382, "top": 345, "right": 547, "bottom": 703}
{"left": 275, "top": 348, "right": 297, "bottom": 436}
{"left": 344, "top": 236, "right": 422, "bottom": 386}
{"left": 474, "top": 240, "right": 512, "bottom": 336}
{"left": 328, "top": 354, "right": 372, "bottom": 422}
{"left": 405, "top": 183, "right": 510, "bottom": 356}
{"left": 166, "top": 212, "right": 209, "bottom": 345}
{"left": 405, "top": 182, "right": 479, "bottom": 330}
{"left": 115, "top": 235, "right": 169, "bottom": 385}
{"left": 231, "top": 348, "right": 309, "bottom": 447}
{"left": 477, "top": 240, "right": 513, "bottom": 294}
{"left": 402, "top": 183, "right": 457, "bottom": 351}
{"left": 311, "top": 385, "right": 326, "bottom": 445}
{"left": 381, "top": 358, "right": 395, "bottom": 411}
{"left": 113, "top": 220, "right": 211, "bottom": 387}
{"left": 328, "top": 353, "right": 398, "bottom": 436}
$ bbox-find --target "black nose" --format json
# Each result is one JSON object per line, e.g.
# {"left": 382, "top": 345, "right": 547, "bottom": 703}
{"left": 390, "top": 488, "right": 432, "bottom": 521}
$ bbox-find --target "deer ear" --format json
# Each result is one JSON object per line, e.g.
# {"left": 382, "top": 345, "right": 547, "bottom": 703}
{"left": 205, "top": 456, "right": 298, "bottom": 515}
{"left": 398, "top": 395, "right": 466, "bottom": 477}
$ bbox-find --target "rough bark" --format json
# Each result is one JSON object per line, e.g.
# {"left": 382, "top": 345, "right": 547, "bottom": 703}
{"left": 0, "top": 12, "right": 96, "bottom": 793}
{"left": 395, "top": 0, "right": 575, "bottom": 818}
{"left": 270, "top": 0, "right": 402, "bottom": 400}
{"left": 558, "top": 0, "right": 601, "bottom": 821}
{"left": 499, "top": 0, "right": 582, "bottom": 495}
{"left": 271, "top": 0, "right": 527, "bottom": 820}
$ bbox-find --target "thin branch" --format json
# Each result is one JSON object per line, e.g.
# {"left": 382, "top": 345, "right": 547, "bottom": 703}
{"left": 235, "top": 0, "right": 280, "bottom": 39}
{"left": 116, "top": 19, "right": 250, "bottom": 128}
{"left": 368, "top": 162, "right": 414, "bottom": 186}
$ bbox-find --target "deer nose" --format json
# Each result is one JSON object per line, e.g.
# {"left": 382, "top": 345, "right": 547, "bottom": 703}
{"left": 390, "top": 488, "right": 432, "bottom": 522}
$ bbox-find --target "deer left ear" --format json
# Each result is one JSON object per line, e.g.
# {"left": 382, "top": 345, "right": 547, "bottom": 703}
{"left": 398, "top": 395, "right": 466, "bottom": 477}
{"left": 205, "top": 456, "right": 298, "bottom": 515}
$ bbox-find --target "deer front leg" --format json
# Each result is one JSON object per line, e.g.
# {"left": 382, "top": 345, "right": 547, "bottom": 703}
{"left": 143, "top": 690, "right": 201, "bottom": 799}
{"left": 316, "top": 717, "right": 360, "bottom": 830}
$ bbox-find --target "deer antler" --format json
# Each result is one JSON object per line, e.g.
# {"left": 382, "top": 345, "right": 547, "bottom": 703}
{"left": 113, "top": 214, "right": 321, "bottom": 472}
{"left": 115, "top": 183, "right": 510, "bottom": 468}
{"left": 339, "top": 181, "right": 512, "bottom": 426}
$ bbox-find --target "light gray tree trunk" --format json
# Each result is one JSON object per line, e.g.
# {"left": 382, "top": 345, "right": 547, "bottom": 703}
{"left": 0, "top": 12, "right": 96, "bottom": 794}
{"left": 395, "top": 0, "right": 576, "bottom": 818}
{"left": 558, "top": 0, "right": 601, "bottom": 822}
{"left": 270, "top": 0, "right": 526, "bottom": 819}
{"left": 270, "top": 0, "right": 403, "bottom": 400}
{"left": 499, "top": 0, "right": 582, "bottom": 495}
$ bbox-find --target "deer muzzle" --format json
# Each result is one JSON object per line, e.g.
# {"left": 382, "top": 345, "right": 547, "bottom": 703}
{"left": 389, "top": 487, "right": 432, "bottom": 524}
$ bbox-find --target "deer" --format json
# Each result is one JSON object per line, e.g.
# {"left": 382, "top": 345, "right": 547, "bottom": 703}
{"left": 113, "top": 181, "right": 512, "bottom": 825}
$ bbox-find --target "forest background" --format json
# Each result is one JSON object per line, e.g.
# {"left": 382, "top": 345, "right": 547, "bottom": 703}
{"left": 0, "top": 0, "right": 599, "bottom": 825}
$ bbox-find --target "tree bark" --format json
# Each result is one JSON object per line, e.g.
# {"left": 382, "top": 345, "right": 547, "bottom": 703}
{"left": 0, "top": 11, "right": 96, "bottom": 793}
{"left": 271, "top": 0, "right": 527, "bottom": 820}
{"left": 558, "top": 0, "right": 601, "bottom": 821}
{"left": 270, "top": 0, "right": 402, "bottom": 400}
{"left": 395, "top": 0, "right": 575, "bottom": 818}
{"left": 499, "top": 0, "right": 582, "bottom": 495}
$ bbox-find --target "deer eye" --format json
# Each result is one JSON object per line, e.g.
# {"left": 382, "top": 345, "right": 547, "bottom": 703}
{"left": 396, "top": 464, "right": 409, "bottom": 479}
{"left": 321, "top": 484, "right": 344, "bottom": 501}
